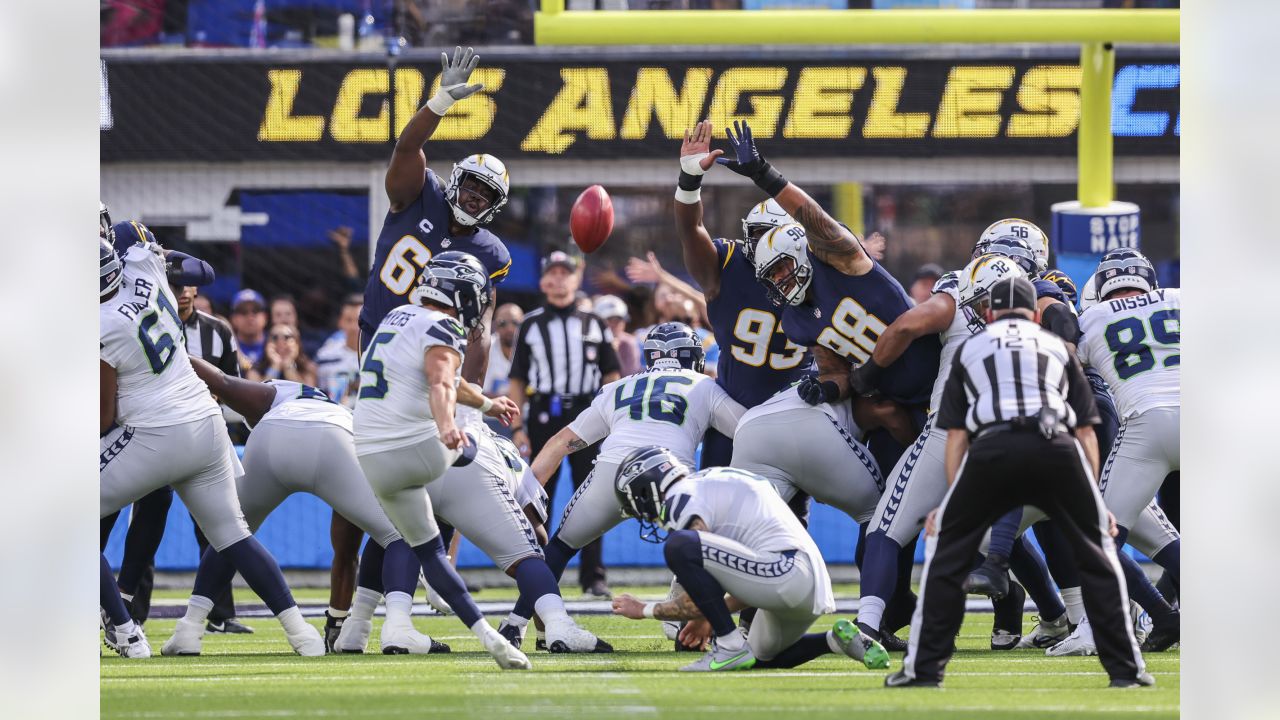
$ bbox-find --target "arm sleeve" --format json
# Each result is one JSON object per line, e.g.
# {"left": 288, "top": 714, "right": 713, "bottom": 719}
{"left": 166, "top": 251, "right": 216, "bottom": 287}
{"left": 1063, "top": 355, "right": 1101, "bottom": 427}
{"left": 567, "top": 391, "right": 611, "bottom": 445}
{"left": 508, "top": 322, "right": 532, "bottom": 383}
{"left": 935, "top": 346, "right": 972, "bottom": 430}
{"left": 1041, "top": 302, "right": 1081, "bottom": 345}
{"left": 707, "top": 383, "right": 746, "bottom": 438}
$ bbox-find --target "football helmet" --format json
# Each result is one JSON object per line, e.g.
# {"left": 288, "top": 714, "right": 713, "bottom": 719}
{"left": 1040, "top": 269, "right": 1080, "bottom": 308}
{"left": 445, "top": 154, "right": 510, "bottom": 227}
{"left": 615, "top": 446, "right": 691, "bottom": 544}
{"left": 642, "top": 321, "right": 705, "bottom": 373}
{"left": 741, "top": 199, "right": 795, "bottom": 263}
{"left": 753, "top": 223, "right": 813, "bottom": 307}
{"left": 100, "top": 202, "right": 114, "bottom": 244}
{"left": 100, "top": 237, "right": 124, "bottom": 300}
{"left": 958, "top": 253, "right": 1028, "bottom": 333}
{"left": 978, "top": 218, "right": 1049, "bottom": 273}
{"left": 1087, "top": 248, "right": 1158, "bottom": 302}
{"left": 409, "top": 251, "right": 492, "bottom": 330}
{"left": 981, "top": 236, "right": 1039, "bottom": 276}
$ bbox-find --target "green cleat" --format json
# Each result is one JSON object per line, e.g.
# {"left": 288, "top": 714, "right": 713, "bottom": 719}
{"left": 833, "top": 618, "right": 890, "bottom": 670}
{"left": 680, "top": 631, "right": 757, "bottom": 672}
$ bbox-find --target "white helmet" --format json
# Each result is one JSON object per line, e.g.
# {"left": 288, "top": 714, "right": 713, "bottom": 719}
{"left": 445, "top": 154, "right": 510, "bottom": 227}
{"left": 1080, "top": 276, "right": 1099, "bottom": 311}
{"left": 753, "top": 223, "right": 813, "bottom": 307}
{"left": 977, "top": 218, "right": 1049, "bottom": 274}
{"left": 958, "top": 252, "right": 1029, "bottom": 333}
{"left": 1086, "top": 248, "right": 1158, "bottom": 303}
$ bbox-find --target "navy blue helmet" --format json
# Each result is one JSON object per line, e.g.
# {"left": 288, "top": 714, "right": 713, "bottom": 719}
{"left": 100, "top": 237, "right": 123, "bottom": 300}
{"left": 615, "top": 446, "right": 691, "bottom": 544}
{"left": 409, "top": 251, "right": 493, "bottom": 330}
{"left": 978, "top": 236, "right": 1039, "bottom": 276}
{"left": 1088, "top": 248, "right": 1158, "bottom": 301}
{"left": 642, "top": 321, "right": 705, "bottom": 373}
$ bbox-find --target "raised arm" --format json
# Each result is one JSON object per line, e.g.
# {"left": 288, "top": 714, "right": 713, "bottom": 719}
{"left": 850, "top": 291, "right": 956, "bottom": 396}
{"left": 625, "top": 253, "right": 710, "bottom": 328}
{"left": 386, "top": 47, "right": 484, "bottom": 211}
{"left": 673, "top": 120, "right": 727, "bottom": 300}
{"left": 189, "top": 356, "right": 277, "bottom": 426}
{"left": 718, "top": 120, "right": 869, "bottom": 273}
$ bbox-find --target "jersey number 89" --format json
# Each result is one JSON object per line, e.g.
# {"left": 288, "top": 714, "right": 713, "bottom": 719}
{"left": 1104, "top": 309, "right": 1180, "bottom": 380}
{"left": 816, "top": 297, "right": 886, "bottom": 364}
{"left": 380, "top": 236, "right": 433, "bottom": 295}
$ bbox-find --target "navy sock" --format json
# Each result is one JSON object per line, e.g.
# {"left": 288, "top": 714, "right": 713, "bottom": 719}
{"left": 512, "top": 535, "right": 577, "bottom": 621}
{"left": 853, "top": 524, "right": 867, "bottom": 569}
{"left": 1032, "top": 520, "right": 1081, "bottom": 588}
{"left": 882, "top": 539, "right": 919, "bottom": 632}
{"left": 753, "top": 633, "right": 831, "bottom": 669}
{"left": 514, "top": 558, "right": 562, "bottom": 602}
{"left": 1155, "top": 572, "right": 1179, "bottom": 607}
{"left": 380, "top": 539, "right": 419, "bottom": 596}
{"left": 411, "top": 535, "right": 481, "bottom": 628}
{"left": 214, "top": 537, "right": 295, "bottom": 615}
{"left": 663, "top": 530, "right": 736, "bottom": 637}
{"left": 438, "top": 522, "right": 456, "bottom": 551}
{"left": 1112, "top": 527, "right": 1174, "bottom": 620}
{"left": 356, "top": 539, "right": 385, "bottom": 595}
{"left": 987, "top": 508, "right": 1022, "bottom": 560}
{"left": 101, "top": 554, "right": 132, "bottom": 627}
{"left": 858, "top": 531, "right": 901, "bottom": 605}
{"left": 1010, "top": 536, "right": 1066, "bottom": 620}
{"left": 191, "top": 546, "right": 239, "bottom": 603}
{"left": 1152, "top": 540, "right": 1180, "bottom": 586}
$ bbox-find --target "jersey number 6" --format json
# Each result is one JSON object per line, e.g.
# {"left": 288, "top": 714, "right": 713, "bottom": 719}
{"left": 380, "top": 236, "right": 433, "bottom": 295}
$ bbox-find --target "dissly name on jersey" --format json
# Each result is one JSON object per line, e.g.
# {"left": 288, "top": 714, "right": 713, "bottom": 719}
{"left": 114, "top": 277, "right": 159, "bottom": 321}
{"left": 1107, "top": 289, "right": 1167, "bottom": 313}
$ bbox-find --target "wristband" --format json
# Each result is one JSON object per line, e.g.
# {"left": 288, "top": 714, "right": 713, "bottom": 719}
{"left": 674, "top": 186, "right": 701, "bottom": 205}
{"left": 642, "top": 603, "right": 656, "bottom": 619}
{"left": 679, "top": 153, "right": 710, "bottom": 176}
{"left": 752, "top": 163, "right": 789, "bottom": 197}
{"left": 677, "top": 170, "right": 703, "bottom": 191}
{"left": 426, "top": 85, "right": 463, "bottom": 115}
{"left": 478, "top": 396, "right": 494, "bottom": 413}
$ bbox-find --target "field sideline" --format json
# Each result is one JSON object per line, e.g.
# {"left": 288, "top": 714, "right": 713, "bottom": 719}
{"left": 102, "top": 587, "right": 1179, "bottom": 720}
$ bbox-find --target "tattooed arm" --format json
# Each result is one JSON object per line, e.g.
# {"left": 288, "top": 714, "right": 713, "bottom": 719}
{"left": 528, "top": 426, "right": 591, "bottom": 487}
{"left": 612, "top": 517, "right": 749, "bottom": 621}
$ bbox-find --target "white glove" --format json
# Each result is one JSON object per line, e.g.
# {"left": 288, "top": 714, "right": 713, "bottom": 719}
{"left": 426, "top": 46, "right": 484, "bottom": 115}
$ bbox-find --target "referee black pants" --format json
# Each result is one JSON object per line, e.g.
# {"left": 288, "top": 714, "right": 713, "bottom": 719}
{"left": 904, "top": 431, "right": 1144, "bottom": 684}
{"left": 529, "top": 406, "right": 606, "bottom": 590}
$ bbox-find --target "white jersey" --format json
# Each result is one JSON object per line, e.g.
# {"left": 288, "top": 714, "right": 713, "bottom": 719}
{"left": 353, "top": 305, "right": 468, "bottom": 455}
{"left": 739, "top": 383, "right": 858, "bottom": 436}
{"left": 666, "top": 467, "right": 835, "bottom": 615}
{"left": 928, "top": 271, "right": 979, "bottom": 414}
{"left": 259, "top": 379, "right": 353, "bottom": 432}
{"left": 1077, "top": 288, "right": 1181, "bottom": 420}
{"left": 568, "top": 367, "right": 744, "bottom": 467}
{"left": 100, "top": 242, "right": 220, "bottom": 428}
{"left": 314, "top": 333, "right": 361, "bottom": 408}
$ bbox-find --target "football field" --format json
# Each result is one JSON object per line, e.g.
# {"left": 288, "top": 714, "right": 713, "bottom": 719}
{"left": 101, "top": 587, "right": 1179, "bottom": 720}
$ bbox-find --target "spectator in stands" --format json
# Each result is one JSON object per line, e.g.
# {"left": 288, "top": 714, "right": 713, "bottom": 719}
{"left": 230, "top": 289, "right": 268, "bottom": 371}
{"left": 625, "top": 251, "right": 710, "bottom": 335}
{"left": 483, "top": 303, "right": 524, "bottom": 400}
{"left": 253, "top": 324, "right": 318, "bottom": 386}
{"left": 594, "top": 295, "right": 641, "bottom": 376}
{"left": 270, "top": 295, "right": 299, "bottom": 331}
{"left": 862, "top": 230, "right": 887, "bottom": 262}
{"left": 327, "top": 226, "right": 364, "bottom": 294}
{"left": 909, "top": 263, "right": 946, "bottom": 305}
{"left": 315, "top": 295, "right": 364, "bottom": 407}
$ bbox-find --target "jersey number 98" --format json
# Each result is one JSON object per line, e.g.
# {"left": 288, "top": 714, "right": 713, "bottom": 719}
{"left": 816, "top": 297, "right": 886, "bottom": 364}
{"left": 380, "top": 236, "right": 433, "bottom": 295}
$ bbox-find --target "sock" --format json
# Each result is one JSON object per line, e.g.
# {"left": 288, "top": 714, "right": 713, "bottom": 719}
{"left": 381, "top": 540, "right": 420, "bottom": 596}
{"left": 470, "top": 617, "right": 502, "bottom": 647}
{"left": 753, "top": 633, "right": 831, "bottom": 669}
{"left": 518, "top": 560, "right": 568, "bottom": 625}
{"left": 182, "top": 594, "right": 215, "bottom": 625}
{"left": 411, "top": 535, "right": 482, "bottom": 628}
{"left": 715, "top": 628, "right": 746, "bottom": 652}
{"left": 663, "top": 530, "right": 735, "bottom": 638}
{"left": 987, "top": 508, "right": 1022, "bottom": 560}
{"left": 533, "top": 593, "right": 571, "bottom": 627}
{"left": 212, "top": 537, "right": 295, "bottom": 615}
{"left": 1062, "top": 586, "right": 1085, "bottom": 625}
{"left": 1009, "top": 536, "right": 1066, "bottom": 620}
{"left": 512, "top": 535, "right": 577, "bottom": 622}
{"left": 351, "top": 586, "right": 380, "bottom": 623}
{"left": 882, "top": 540, "right": 920, "bottom": 632}
{"left": 504, "top": 613, "right": 529, "bottom": 629}
{"left": 1152, "top": 540, "right": 1180, "bottom": 586}
{"left": 384, "top": 590, "right": 413, "bottom": 625}
{"left": 857, "top": 596, "right": 886, "bottom": 633}
{"left": 276, "top": 605, "right": 310, "bottom": 636}
{"left": 438, "top": 523, "right": 456, "bottom": 555}
{"left": 100, "top": 554, "right": 133, "bottom": 628}
{"left": 327, "top": 607, "right": 349, "bottom": 619}
{"left": 356, "top": 539, "right": 386, "bottom": 596}
{"left": 1116, "top": 549, "right": 1175, "bottom": 620}
{"left": 856, "top": 531, "right": 901, "bottom": 627}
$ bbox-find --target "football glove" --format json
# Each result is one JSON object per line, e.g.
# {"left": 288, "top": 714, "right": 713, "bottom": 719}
{"left": 797, "top": 375, "right": 840, "bottom": 406}
{"left": 716, "top": 120, "right": 788, "bottom": 196}
{"left": 848, "top": 360, "right": 885, "bottom": 397}
{"left": 427, "top": 46, "right": 484, "bottom": 115}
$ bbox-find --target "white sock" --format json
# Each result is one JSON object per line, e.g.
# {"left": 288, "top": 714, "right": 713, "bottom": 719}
{"left": 504, "top": 613, "right": 529, "bottom": 629}
{"left": 716, "top": 629, "right": 746, "bottom": 652}
{"left": 1062, "top": 587, "right": 1085, "bottom": 625}
{"left": 470, "top": 618, "right": 502, "bottom": 646}
{"left": 182, "top": 595, "right": 215, "bottom": 625}
{"left": 533, "top": 593, "right": 571, "bottom": 627}
{"left": 276, "top": 606, "right": 310, "bottom": 636}
{"left": 116, "top": 618, "right": 138, "bottom": 637}
{"left": 384, "top": 591, "right": 413, "bottom": 626}
{"left": 326, "top": 606, "right": 349, "bottom": 619}
{"left": 351, "top": 587, "right": 380, "bottom": 623}
{"left": 858, "top": 596, "right": 886, "bottom": 632}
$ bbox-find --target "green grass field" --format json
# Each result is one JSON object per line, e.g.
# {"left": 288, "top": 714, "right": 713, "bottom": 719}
{"left": 102, "top": 586, "right": 1178, "bottom": 720}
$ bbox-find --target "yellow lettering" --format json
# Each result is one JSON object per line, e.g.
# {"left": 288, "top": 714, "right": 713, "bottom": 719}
{"left": 259, "top": 69, "right": 324, "bottom": 142}
{"left": 933, "top": 66, "right": 1015, "bottom": 138}
{"left": 862, "top": 67, "right": 929, "bottom": 139}
{"left": 521, "top": 68, "right": 615, "bottom": 154}
{"left": 706, "top": 67, "right": 788, "bottom": 138}
{"left": 1008, "top": 65, "right": 1082, "bottom": 138}
{"left": 392, "top": 69, "right": 425, "bottom": 137}
{"left": 425, "top": 68, "right": 506, "bottom": 140}
{"left": 619, "top": 68, "right": 712, "bottom": 140}
{"left": 784, "top": 67, "right": 866, "bottom": 139}
{"left": 330, "top": 69, "right": 391, "bottom": 143}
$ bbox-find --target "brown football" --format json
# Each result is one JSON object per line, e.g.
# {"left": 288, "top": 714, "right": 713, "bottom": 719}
{"left": 570, "top": 185, "right": 614, "bottom": 254}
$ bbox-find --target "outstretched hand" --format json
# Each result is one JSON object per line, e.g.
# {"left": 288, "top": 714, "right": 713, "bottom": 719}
{"left": 438, "top": 46, "right": 484, "bottom": 101}
{"left": 679, "top": 120, "right": 723, "bottom": 173}
{"left": 716, "top": 120, "right": 767, "bottom": 177}
{"left": 624, "top": 252, "right": 664, "bottom": 285}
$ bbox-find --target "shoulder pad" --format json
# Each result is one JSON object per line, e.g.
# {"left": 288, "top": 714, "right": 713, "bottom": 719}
{"left": 425, "top": 315, "right": 468, "bottom": 350}
{"left": 931, "top": 271, "right": 960, "bottom": 295}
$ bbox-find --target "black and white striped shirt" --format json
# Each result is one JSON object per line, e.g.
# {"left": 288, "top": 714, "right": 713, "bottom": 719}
{"left": 509, "top": 303, "right": 620, "bottom": 398}
{"left": 937, "top": 317, "right": 1098, "bottom": 435}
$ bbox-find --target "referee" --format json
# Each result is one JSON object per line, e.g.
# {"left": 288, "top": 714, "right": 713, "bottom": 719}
{"left": 888, "top": 276, "right": 1149, "bottom": 689}
{"left": 508, "top": 250, "right": 621, "bottom": 598}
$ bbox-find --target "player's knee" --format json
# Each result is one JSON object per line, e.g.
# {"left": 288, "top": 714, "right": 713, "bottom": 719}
{"left": 663, "top": 530, "right": 702, "bottom": 570}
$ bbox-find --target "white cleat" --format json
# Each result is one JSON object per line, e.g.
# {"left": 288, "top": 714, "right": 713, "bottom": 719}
{"left": 1016, "top": 614, "right": 1071, "bottom": 649}
{"left": 1131, "top": 601, "right": 1153, "bottom": 646}
{"left": 661, "top": 620, "right": 681, "bottom": 642}
{"left": 286, "top": 623, "right": 326, "bottom": 657}
{"left": 380, "top": 621, "right": 450, "bottom": 655}
{"left": 546, "top": 621, "right": 614, "bottom": 654}
{"left": 333, "top": 617, "right": 373, "bottom": 654}
{"left": 420, "top": 572, "right": 454, "bottom": 616}
{"left": 483, "top": 632, "right": 532, "bottom": 670}
{"left": 106, "top": 623, "right": 152, "bottom": 659}
{"left": 161, "top": 618, "right": 205, "bottom": 656}
{"left": 1047, "top": 617, "right": 1097, "bottom": 657}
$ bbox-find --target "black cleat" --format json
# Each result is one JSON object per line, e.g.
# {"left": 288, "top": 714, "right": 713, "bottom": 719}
{"left": 1139, "top": 612, "right": 1180, "bottom": 652}
{"left": 1109, "top": 672, "right": 1156, "bottom": 688}
{"left": 884, "top": 669, "right": 940, "bottom": 688}
{"left": 991, "top": 580, "right": 1026, "bottom": 650}
{"left": 323, "top": 612, "right": 344, "bottom": 653}
{"left": 497, "top": 621, "right": 524, "bottom": 650}
{"left": 964, "top": 555, "right": 1011, "bottom": 600}
{"left": 879, "top": 629, "right": 909, "bottom": 653}
{"left": 207, "top": 619, "right": 255, "bottom": 634}
{"left": 549, "top": 638, "right": 614, "bottom": 654}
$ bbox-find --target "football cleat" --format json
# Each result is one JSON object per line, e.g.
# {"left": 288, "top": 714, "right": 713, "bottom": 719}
{"left": 206, "top": 619, "right": 254, "bottom": 634}
{"left": 832, "top": 618, "right": 890, "bottom": 670}
{"left": 380, "top": 622, "right": 451, "bottom": 655}
{"left": 1139, "top": 611, "right": 1179, "bottom": 653}
{"left": 546, "top": 621, "right": 614, "bottom": 654}
{"left": 991, "top": 629, "right": 1020, "bottom": 651}
{"left": 990, "top": 580, "right": 1026, "bottom": 649}
{"left": 105, "top": 622, "right": 153, "bottom": 659}
{"left": 497, "top": 619, "right": 526, "bottom": 649}
{"left": 1131, "top": 601, "right": 1153, "bottom": 646}
{"left": 1047, "top": 617, "right": 1097, "bottom": 657}
{"left": 1109, "top": 672, "right": 1156, "bottom": 688}
{"left": 420, "top": 573, "right": 455, "bottom": 616}
{"left": 333, "top": 616, "right": 373, "bottom": 654}
{"left": 884, "top": 669, "right": 940, "bottom": 688}
{"left": 661, "top": 620, "right": 681, "bottom": 642}
{"left": 964, "top": 560, "right": 1011, "bottom": 600}
{"left": 286, "top": 623, "right": 326, "bottom": 657}
{"left": 482, "top": 633, "right": 532, "bottom": 670}
{"left": 160, "top": 618, "right": 205, "bottom": 656}
{"left": 1016, "top": 614, "right": 1071, "bottom": 649}
{"left": 323, "top": 611, "right": 346, "bottom": 653}
{"left": 680, "top": 632, "right": 756, "bottom": 672}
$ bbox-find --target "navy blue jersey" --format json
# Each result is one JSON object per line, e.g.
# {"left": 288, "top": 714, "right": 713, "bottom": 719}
{"left": 781, "top": 252, "right": 940, "bottom": 406}
{"left": 1033, "top": 278, "right": 1068, "bottom": 306}
{"left": 705, "top": 238, "right": 811, "bottom": 407}
{"left": 360, "top": 169, "right": 511, "bottom": 339}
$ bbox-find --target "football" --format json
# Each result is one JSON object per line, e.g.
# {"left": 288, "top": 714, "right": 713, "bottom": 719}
{"left": 570, "top": 184, "right": 614, "bottom": 253}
